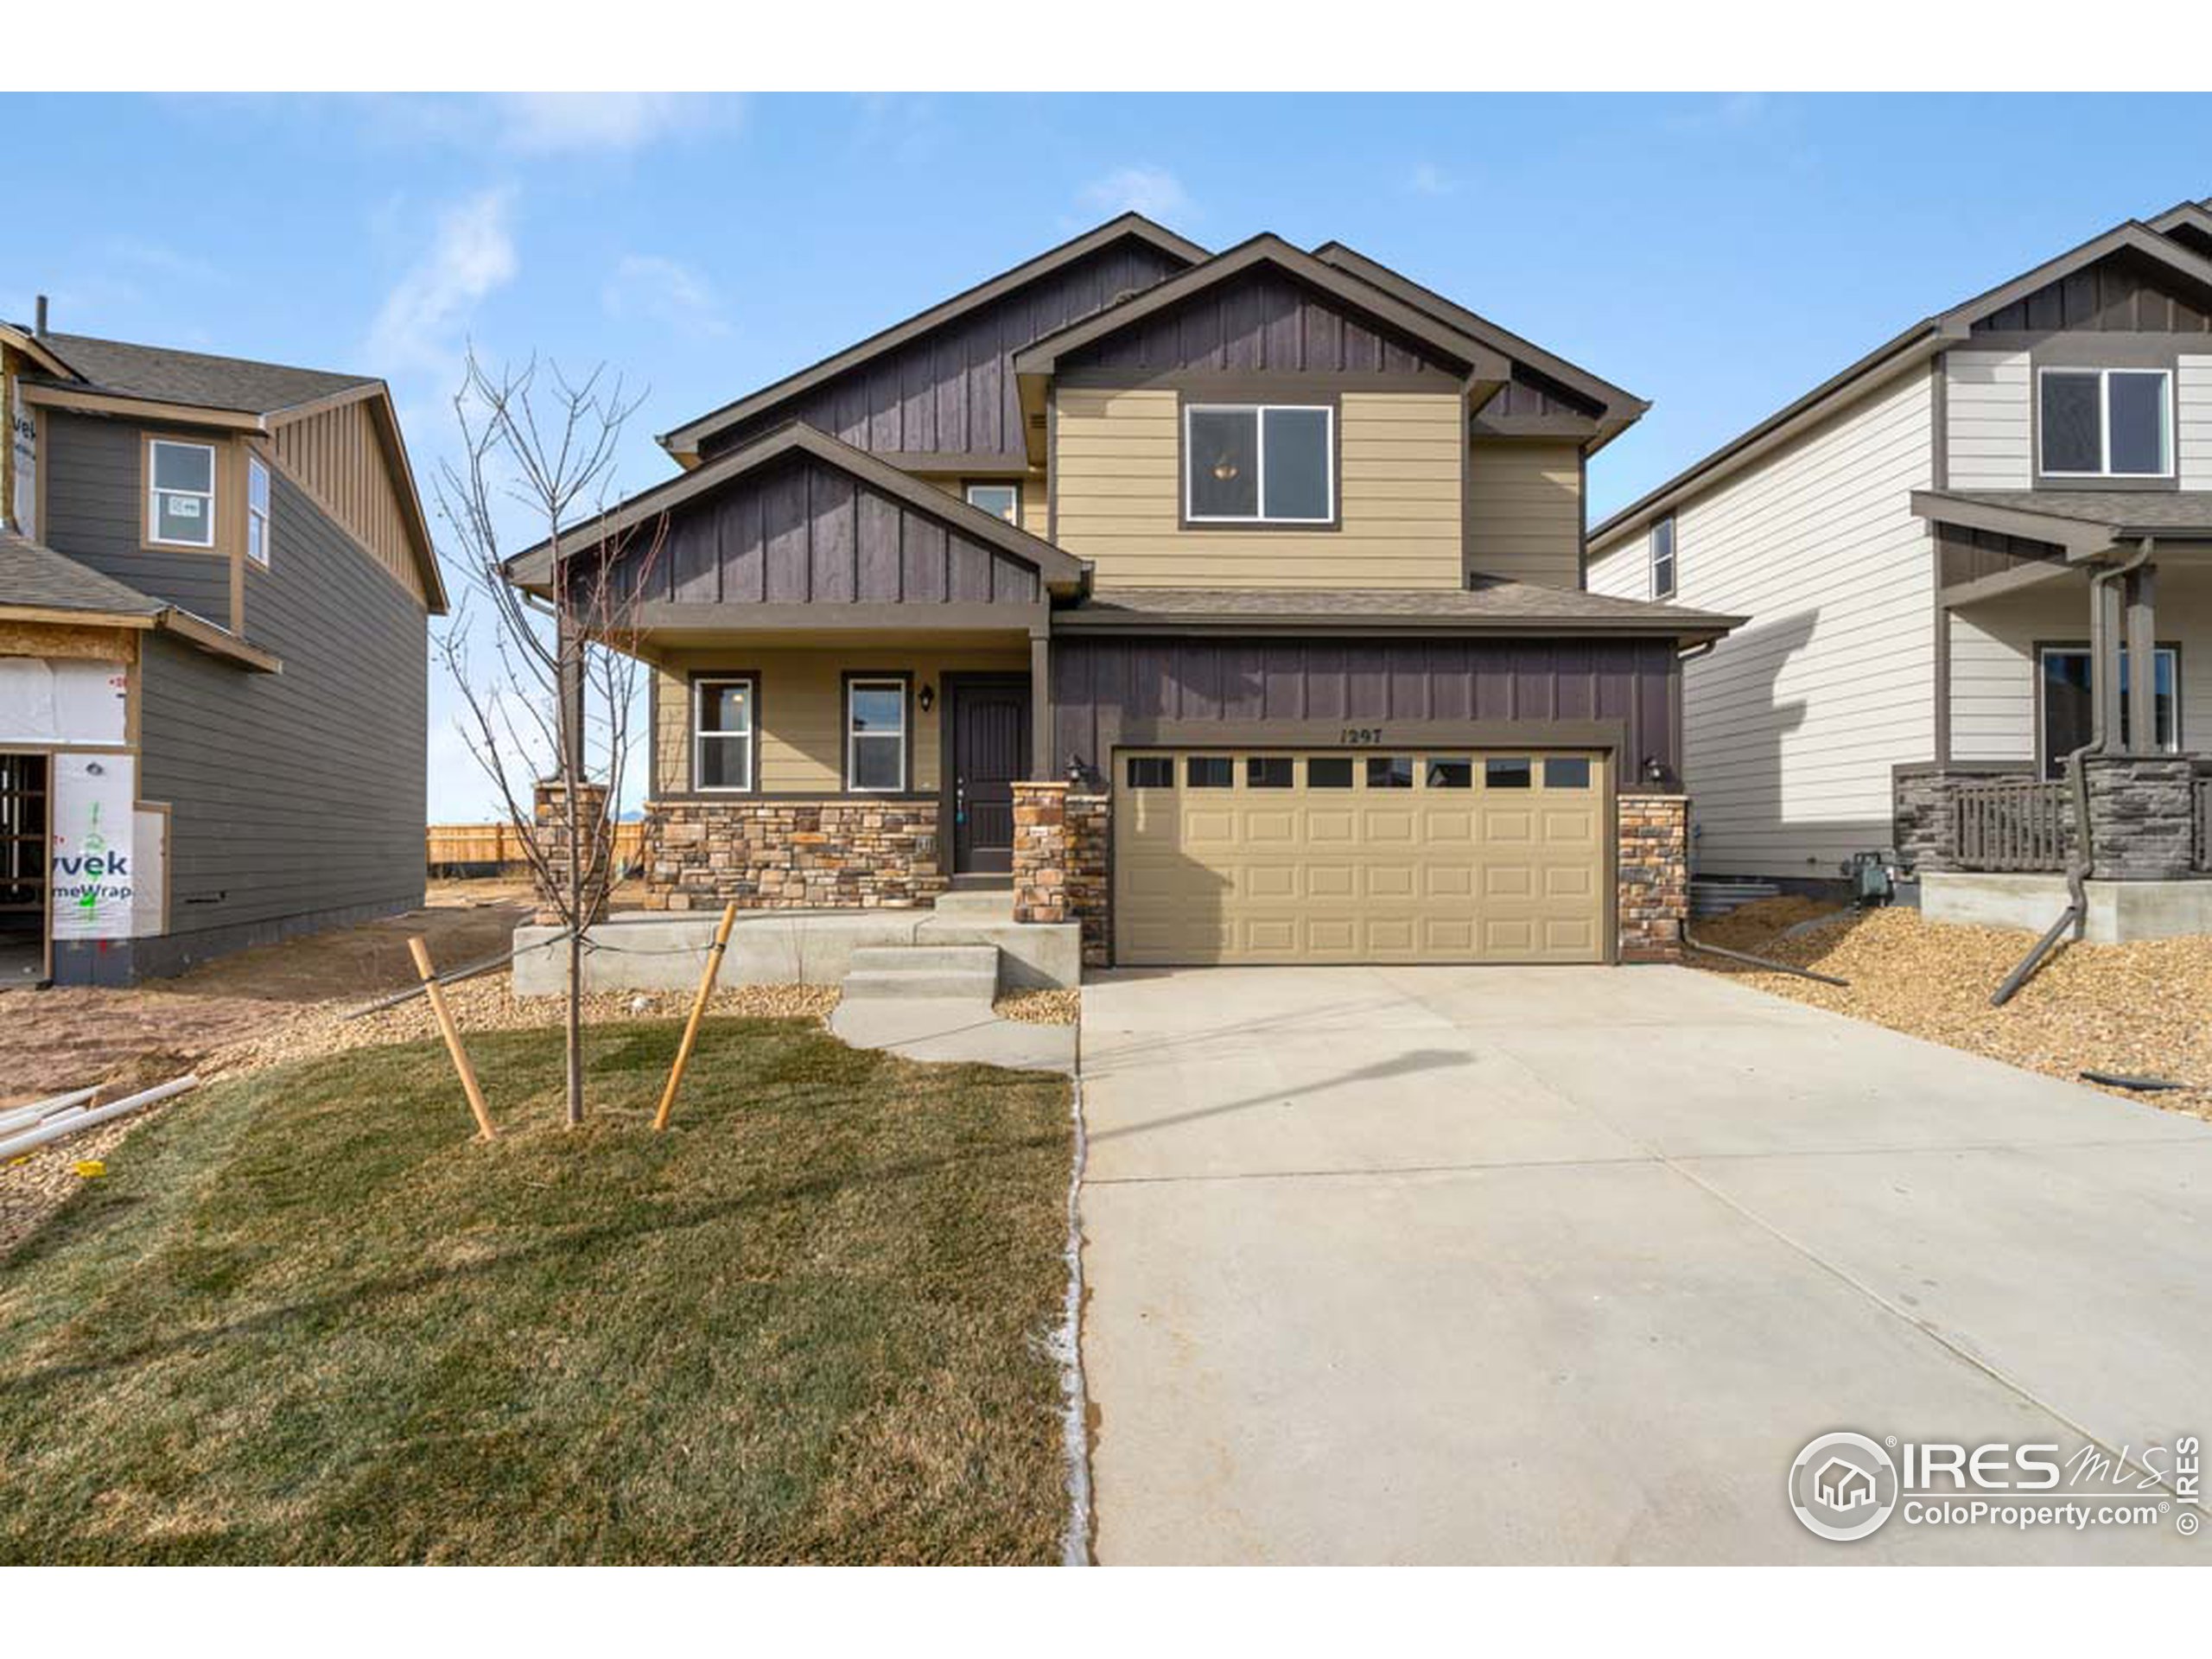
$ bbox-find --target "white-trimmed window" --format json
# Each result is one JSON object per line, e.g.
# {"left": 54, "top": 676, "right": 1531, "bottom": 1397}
{"left": 149, "top": 439, "right": 217, "bottom": 548}
{"left": 964, "top": 482, "right": 1020, "bottom": 524}
{"left": 246, "top": 455, "right": 272, "bottom": 568}
{"left": 2038, "top": 367, "right": 2173, "bottom": 478}
{"left": 846, "top": 678, "right": 907, "bottom": 792}
{"left": 693, "top": 677, "right": 755, "bottom": 791}
{"left": 1650, "top": 514, "right": 1677, "bottom": 600}
{"left": 1184, "top": 404, "right": 1334, "bottom": 524}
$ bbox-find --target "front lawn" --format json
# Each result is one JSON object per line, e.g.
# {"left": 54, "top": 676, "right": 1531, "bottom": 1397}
{"left": 0, "top": 1018, "right": 1074, "bottom": 1564}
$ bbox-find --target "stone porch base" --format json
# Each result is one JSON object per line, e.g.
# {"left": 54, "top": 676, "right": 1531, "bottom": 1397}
{"left": 1921, "top": 871, "right": 2212, "bottom": 942}
{"left": 641, "top": 798, "right": 946, "bottom": 912}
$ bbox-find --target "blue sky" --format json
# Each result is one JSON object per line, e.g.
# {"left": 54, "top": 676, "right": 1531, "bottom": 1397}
{"left": 13, "top": 92, "right": 2212, "bottom": 816}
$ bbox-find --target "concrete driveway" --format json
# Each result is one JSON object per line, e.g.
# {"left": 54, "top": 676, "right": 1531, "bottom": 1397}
{"left": 1077, "top": 964, "right": 2212, "bottom": 1564}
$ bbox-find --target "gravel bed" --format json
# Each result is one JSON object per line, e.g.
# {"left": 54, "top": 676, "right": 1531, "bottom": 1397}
{"left": 1688, "top": 898, "right": 2212, "bottom": 1122}
{"left": 992, "top": 988, "right": 1082, "bottom": 1026}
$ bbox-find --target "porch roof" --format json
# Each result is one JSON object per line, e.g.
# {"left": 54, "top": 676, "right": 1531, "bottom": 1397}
{"left": 1052, "top": 581, "right": 1743, "bottom": 644}
{"left": 1914, "top": 488, "right": 2212, "bottom": 560}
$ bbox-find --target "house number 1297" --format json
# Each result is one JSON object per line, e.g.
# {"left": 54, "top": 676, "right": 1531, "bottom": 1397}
{"left": 1340, "top": 728, "right": 1383, "bottom": 745}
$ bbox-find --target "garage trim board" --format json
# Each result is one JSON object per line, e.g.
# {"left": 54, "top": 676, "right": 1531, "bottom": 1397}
{"left": 1113, "top": 747, "right": 1612, "bottom": 966}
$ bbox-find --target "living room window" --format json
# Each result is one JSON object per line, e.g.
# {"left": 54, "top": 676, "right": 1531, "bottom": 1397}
{"left": 694, "top": 677, "right": 755, "bottom": 791}
{"left": 2038, "top": 368, "right": 2172, "bottom": 479}
{"left": 1184, "top": 404, "right": 1334, "bottom": 524}
{"left": 846, "top": 677, "right": 907, "bottom": 792}
{"left": 2037, "top": 645, "right": 2179, "bottom": 777}
{"left": 149, "top": 438, "right": 218, "bottom": 548}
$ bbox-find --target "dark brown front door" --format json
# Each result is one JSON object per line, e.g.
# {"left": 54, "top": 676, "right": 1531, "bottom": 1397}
{"left": 948, "top": 677, "right": 1030, "bottom": 874}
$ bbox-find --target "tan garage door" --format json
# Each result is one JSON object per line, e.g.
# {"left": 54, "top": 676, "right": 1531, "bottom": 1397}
{"left": 1114, "top": 749, "right": 1609, "bottom": 966}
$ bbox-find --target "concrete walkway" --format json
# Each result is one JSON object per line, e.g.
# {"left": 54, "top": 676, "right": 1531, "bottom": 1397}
{"left": 1077, "top": 965, "right": 2212, "bottom": 1564}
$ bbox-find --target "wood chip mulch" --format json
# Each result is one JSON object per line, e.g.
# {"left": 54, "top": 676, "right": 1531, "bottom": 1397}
{"left": 1687, "top": 897, "right": 2212, "bottom": 1122}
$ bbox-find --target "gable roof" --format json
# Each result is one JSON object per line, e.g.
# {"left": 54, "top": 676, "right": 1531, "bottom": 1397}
{"left": 1009, "top": 232, "right": 1513, "bottom": 385}
{"left": 1589, "top": 210, "right": 2212, "bottom": 553}
{"left": 35, "top": 332, "right": 377, "bottom": 416}
{"left": 657, "top": 213, "right": 1208, "bottom": 464}
{"left": 1309, "top": 240, "right": 1649, "bottom": 447}
{"left": 505, "top": 421, "right": 1090, "bottom": 595}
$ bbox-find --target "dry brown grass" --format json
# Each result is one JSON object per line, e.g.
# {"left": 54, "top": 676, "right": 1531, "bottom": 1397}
{"left": 1688, "top": 898, "right": 2212, "bottom": 1121}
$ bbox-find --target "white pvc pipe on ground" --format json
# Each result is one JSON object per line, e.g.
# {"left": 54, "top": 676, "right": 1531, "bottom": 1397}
{"left": 0, "top": 1087, "right": 100, "bottom": 1135}
{"left": 0, "top": 1076, "right": 200, "bottom": 1161}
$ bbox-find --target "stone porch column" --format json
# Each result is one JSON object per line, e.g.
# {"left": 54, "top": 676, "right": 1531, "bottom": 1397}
{"left": 531, "top": 778, "right": 612, "bottom": 926}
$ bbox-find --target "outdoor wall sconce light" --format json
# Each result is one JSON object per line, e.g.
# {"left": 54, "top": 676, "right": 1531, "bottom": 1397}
{"left": 918, "top": 683, "right": 936, "bottom": 715}
{"left": 1642, "top": 754, "right": 1666, "bottom": 785}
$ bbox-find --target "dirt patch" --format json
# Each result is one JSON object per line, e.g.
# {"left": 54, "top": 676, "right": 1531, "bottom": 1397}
{"left": 1687, "top": 898, "right": 2212, "bottom": 1122}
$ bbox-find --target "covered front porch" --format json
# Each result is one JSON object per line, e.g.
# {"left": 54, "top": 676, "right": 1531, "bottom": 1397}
{"left": 1901, "top": 489, "right": 2212, "bottom": 933}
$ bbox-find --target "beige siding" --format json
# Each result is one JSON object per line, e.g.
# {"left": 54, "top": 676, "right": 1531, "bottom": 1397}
{"left": 1944, "top": 349, "right": 2032, "bottom": 489}
{"left": 2178, "top": 355, "right": 2212, "bottom": 490}
{"left": 1947, "top": 564, "right": 2212, "bottom": 762}
{"left": 1465, "top": 441, "right": 1581, "bottom": 588}
{"left": 1585, "top": 531, "right": 1650, "bottom": 601}
{"left": 1051, "top": 387, "right": 1464, "bottom": 588}
{"left": 1656, "top": 366, "right": 1936, "bottom": 880}
{"left": 651, "top": 644, "right": 1028, "bottom": 796}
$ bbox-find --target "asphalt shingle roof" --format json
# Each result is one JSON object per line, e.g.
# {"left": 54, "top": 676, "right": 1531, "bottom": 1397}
{"left": 0, "top": 527, "right": 164, "bottom": 617}
{"left": 1061, "top": 580, "right": 1740, "bottom": 632}
{"left": 35, "top": 332, "right": 377, "bottom": 416}
{"left": 1928, "top": 489, "right": 2212, "bottom": 537}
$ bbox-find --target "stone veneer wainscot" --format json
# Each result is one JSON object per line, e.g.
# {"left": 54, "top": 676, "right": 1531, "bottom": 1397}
{"left": 641, "top": 798, "right": 946, "bottom": 911}
{"left": 1617, "top": 792, "right": 1689, "bottom": 963}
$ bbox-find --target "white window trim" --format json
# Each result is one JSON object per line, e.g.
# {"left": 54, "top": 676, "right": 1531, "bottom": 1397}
{"left": 963, "top": 481, "right": 1020, "bottom": 525}
{"left": 1183, "top": 403, "right": 1337, "bottom": 524}
{"left": 845, "top": 677, "right": 907, "bottom": 794}
{"left": 2036, "top": 644, "right": 2182, "bottom": 765}
{"left": 149, "top": 438, "right": 218, "bottom": 549}
{"left": 692, "top": 675, "right": 756, "bottom": 793}
{"left": 2036, "top": 366, "right": 2174, "bottom": 480}
{"left": 1650, "top": 514, "right": 1677, "bottom": 601}
{"left": 246, "top": 454, "right": 272, "bottom": 568}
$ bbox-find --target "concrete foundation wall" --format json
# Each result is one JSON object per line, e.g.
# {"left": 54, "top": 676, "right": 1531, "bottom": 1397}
{"left": 1921, "top": 870, "right": 2212, "bottom": 942}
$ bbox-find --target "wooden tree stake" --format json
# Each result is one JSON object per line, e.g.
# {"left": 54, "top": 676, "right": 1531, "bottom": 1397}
{"left": 654, "top": 902, "right": 739, "bottom": 1132}
{"left": 409, "top": 935, "right": 496, "bottom": 1141}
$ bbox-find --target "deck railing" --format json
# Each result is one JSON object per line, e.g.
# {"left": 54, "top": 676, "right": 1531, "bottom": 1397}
{"left": 1953, "top": 777, "right": 2071, "bottom": 873}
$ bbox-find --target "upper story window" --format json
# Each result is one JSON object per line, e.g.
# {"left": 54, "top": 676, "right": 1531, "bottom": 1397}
{"left": 149, "top": 438, "right": 217, "bottom": 548}
{"left": 1185, "top": 404, "right": 1334, "bottom": 524}
{"left": 2038, "top": 368, "right": 2172, "bottom": 479}
{"left": 694, "top": 676, "right": 755, "bottom": 792}
{"left": 964, "top": 482, "right": 1020, "bottom": 524}
{"left": 246, "top": 455, "right": 272, "bottom": 568}
{"left": 1650, "top": 514, "right": 1677, "bottom": 600}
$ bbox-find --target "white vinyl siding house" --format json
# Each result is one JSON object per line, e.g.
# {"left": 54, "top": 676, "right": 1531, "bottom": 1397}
{"left": 1944, "top": 350, "right": 2032, "bottom": 489}
{"left": 2178, "top": 354, "right": 2212, "bottom": 488}
{"left": 1589, "top": 366, "right": 1937, "bottom": 881}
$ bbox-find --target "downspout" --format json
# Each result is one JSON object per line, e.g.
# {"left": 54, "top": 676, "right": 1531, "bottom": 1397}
{"left": 1992, "top": 537, "right": 2152, "bottom": 1006}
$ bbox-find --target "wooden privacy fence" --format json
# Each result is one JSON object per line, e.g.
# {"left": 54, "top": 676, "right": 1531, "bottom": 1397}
{"left": 428, "top": 822, "right": 646, "bottom": 874}
{"left": 1952, "top": 778, "right": 2070, "bottom": 873}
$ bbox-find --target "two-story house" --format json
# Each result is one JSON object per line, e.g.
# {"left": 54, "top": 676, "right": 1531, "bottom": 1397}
{"left": 1, "top": 308, "right": 443, "bottom": 985}
{"left": 1589, "top": 202, "right": 2212, "bottom": 937}
{"left": 507, "top": 215, "right": 1738, "bottom": 969}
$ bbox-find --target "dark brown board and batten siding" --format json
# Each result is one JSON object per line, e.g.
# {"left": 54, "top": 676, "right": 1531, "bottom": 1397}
{"left": 705, "top": 236, "right": 1189, "bottom": 462}
{"left": 1056, "top": 266, "right": 1460, "bottom": 379}
{"left": 1972, "top": 250, "right": 2212, "bottom": 335}
{"left": 1049, "top": 636, "right": 1683, "bottom": 779}
{"left": 601, "top": 452, "right": 1040, "bottom": 608}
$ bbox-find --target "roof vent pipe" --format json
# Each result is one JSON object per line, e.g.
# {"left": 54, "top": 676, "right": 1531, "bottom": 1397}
{"left": 34, "top": 295, "right": 48, "bottom": 336}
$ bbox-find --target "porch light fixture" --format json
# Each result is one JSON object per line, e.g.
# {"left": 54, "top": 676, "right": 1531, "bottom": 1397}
{"left": 918, "top": 683, "right": 936, "bottom": 715}
{"left": 1643, "top": 755, "right": 1666, "bottom": 786}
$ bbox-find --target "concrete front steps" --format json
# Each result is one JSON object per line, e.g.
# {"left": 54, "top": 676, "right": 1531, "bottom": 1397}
{"left": 830, "top": 941, "right": 1075, "bottom": 1074}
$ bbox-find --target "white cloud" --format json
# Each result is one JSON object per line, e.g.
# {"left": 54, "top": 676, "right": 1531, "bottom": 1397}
{"left": 365, "top": 189, "right": 518, "bottom": 386}
{"left": 1077, "top": 165, "right": 1196, "bottom": 224}
{"left": 1404, "top": 162, "right": 1456, "bottom": 198}
{"left": 602, "top": 254, "right": 731, "bottom": 340}
{"left": 485, "top": 93, "right": 726, "bottom": 156}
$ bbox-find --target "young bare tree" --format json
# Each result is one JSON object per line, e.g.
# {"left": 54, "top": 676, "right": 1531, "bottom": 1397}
{"left": 434, "top": 350, "right": 665, "bottom": 1128}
